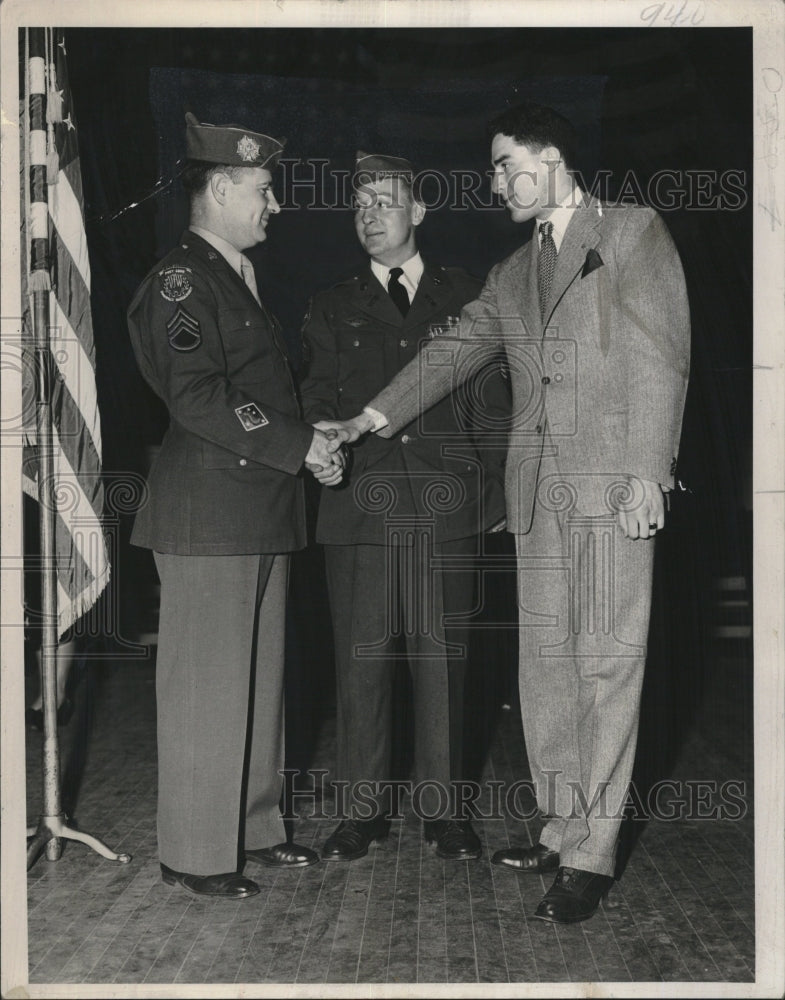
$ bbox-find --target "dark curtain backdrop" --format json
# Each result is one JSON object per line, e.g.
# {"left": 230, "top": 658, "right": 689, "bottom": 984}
{"left": 64, "top": 26, "right": 753, "bottom": 784}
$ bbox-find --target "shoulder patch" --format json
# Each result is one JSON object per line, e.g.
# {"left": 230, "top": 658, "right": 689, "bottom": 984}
{"left": 166, "top": 305, "right": 202, "bottom": 352}
{"left": 235, "top": 402, "right": 269, "bottom": 431}
{"left": 159, "top": 265, "right": 193, "bottom": 302}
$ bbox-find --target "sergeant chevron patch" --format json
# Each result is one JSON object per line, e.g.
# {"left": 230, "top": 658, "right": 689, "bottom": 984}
{"left": 166, "top": 306, "right": 202, "bottom": 352}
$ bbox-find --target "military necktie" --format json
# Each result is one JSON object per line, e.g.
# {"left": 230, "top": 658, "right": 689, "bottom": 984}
{"left": 387, "top": 266, "right": 410, "bottom": 317}
{"left": 537, "top": 220, "right": 557, "bottom": 320}
{"left": 240, "top": 255, "right": 262, "bottom": 307}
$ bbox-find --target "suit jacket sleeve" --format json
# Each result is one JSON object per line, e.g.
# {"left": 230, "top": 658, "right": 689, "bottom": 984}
{"left": 616, "top": 209, "right": 690, "bottom": 487}
{"left": 127, "top": 273, "right": 314, "bottom": 477}
{"left": 371, "top": 263, "right": 505, "bottom": 438}
{"left": 299, "top": 294, "right": 340, "bottom": 423}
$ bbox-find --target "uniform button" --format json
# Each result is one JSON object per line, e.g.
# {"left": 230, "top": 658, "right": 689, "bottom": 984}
{"left": 353, "top": 339, "right": 360, "bottom": 347}
{"left": 338, "top": 386, "right": 343, "bottom": 393}
{"left": 239, "top": 458, "right": 248, "bottom": 466}
{"left": 401, "top": 434, "right": 411, "bottom": 444}
{"left": 400, "top": 339, "right": 408, "bottom": 348}
{"left": 245, "top": 320, "right": 251, "bottom": 327}
{"left": 541, "top": 376, "right": 551, "bottom": 385}
{"left": 554, "top": 373, "right": 563, "bottom": 383}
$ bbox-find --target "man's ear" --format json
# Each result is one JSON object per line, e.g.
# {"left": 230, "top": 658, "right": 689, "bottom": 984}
{"left": 210, "top": 170, "right": 229, "bottom": 205}
{"left": 411, "top": 198, "right": 426, "bottom": 227}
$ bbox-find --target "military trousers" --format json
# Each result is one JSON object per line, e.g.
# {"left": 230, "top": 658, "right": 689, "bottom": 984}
{"left": 153, "top": 551, "right": 288, "bottom": 874}
{"left": 324, "top": 534, "right": 477, "bottom": 822}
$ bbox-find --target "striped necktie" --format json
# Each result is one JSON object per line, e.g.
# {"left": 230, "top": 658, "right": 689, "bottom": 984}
{"left": 537, "top": 220, "right": 557, "bottom": 320}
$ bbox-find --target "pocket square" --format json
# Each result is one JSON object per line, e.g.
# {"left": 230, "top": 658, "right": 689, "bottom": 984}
{"left": 581, "top": 248, "right": 604, "bottom": 278}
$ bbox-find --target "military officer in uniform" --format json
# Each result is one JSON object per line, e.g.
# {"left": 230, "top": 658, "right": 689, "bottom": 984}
{"left": 301, "top": 152, "right": 508, "bottom": 862}
{"left": 127, "top": 113, "right": 346, "bottom": 899}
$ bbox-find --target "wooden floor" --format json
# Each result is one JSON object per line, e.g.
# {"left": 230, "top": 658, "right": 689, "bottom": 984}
{"left": 23, "top": 632, "right": 754, "bottom": 990}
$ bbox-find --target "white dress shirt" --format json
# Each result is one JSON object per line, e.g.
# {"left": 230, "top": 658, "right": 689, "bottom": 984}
{"left": 370, "top": 251, "right": 424, "bottom": 303}
{"left": 536, "top": 187, "right": 585, "bottom": 252}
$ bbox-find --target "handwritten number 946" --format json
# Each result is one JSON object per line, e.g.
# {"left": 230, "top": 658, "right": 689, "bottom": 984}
{"left": 641, "top": 1, "right": 705, "bottom": 26}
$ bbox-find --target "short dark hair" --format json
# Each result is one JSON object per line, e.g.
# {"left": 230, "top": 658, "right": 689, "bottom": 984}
{"left": 487, "top": 102, "right": 578, "bottom": 172}
{"left": 180, "top": 159, "right": 245, "bottom": 199}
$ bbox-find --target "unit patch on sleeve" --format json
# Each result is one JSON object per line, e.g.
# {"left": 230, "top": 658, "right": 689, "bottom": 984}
{"left": 235, "top": 402, "right": 269, "bottom": 431}
{"left": 166, "top": 306, "right": 202, "bottom": 352}
{"left": 159, "top": 265, "right": 193, "bottom": 302}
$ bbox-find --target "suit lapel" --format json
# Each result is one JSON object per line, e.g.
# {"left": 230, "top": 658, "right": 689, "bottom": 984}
{"left": 513, "top": 238, "right": 542, "bottom": 339}
{"left": 543, "top": 198, "right": 603, "bottom": 324}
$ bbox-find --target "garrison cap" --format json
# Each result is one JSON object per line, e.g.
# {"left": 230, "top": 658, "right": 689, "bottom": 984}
{"left": 354, "top": 149, "right": 414, "bottom": 184}
{"left": 185, "top": 112, "right": 286, "bottom": 168}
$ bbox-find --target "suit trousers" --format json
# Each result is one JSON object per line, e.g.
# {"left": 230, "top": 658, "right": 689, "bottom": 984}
{"left": 515, "top": 474, "right": 654, "bottom": 877}
{"left": 153, "top": 551, "right": 288, "bottom": 874}
{"left": 324, "top": 535, "right": 477, "bottom": 821}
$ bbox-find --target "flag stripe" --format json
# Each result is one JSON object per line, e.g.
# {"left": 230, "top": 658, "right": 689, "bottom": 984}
{"left": 23, "top": 27, "right": 110, "bottom": 636}
{"left": 50, "top": 298, "right": 102, "bottom": 457}
{"left": 29, "top": 130, "right": 46, "bottom": 165}
{"left": 49, "top": 171, "right": 91, "bottom": 290}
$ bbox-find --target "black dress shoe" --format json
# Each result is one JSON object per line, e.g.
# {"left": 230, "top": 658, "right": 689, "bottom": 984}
{"left": 491, "top": 842, "right": 560, "bottom": 873}
{"left": 322, "top": 818, "right": 388, "bottom": 861}
{"left": 424, "top": 820, "right": 481, "bottom": 861}
{"left": 534, "top": 866, "right": 614, "bottom": 924}
{"left": 160, "top": 863, "right": 260, "bottom": 899}
{"left": 245, "top": 842, "right": 319, "bottom": 868}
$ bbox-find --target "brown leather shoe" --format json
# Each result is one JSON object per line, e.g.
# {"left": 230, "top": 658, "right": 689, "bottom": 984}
{"left": 424, "top": 820, "right": 482, "bottom": 860}
{"left": 491, "top": 842, "right": 560, "bottom": 873}
{"left": 245, "top": 842, "right": 319, "bottom": 868}
{"left": 322, "top": 818, "right": 388, "bottom": 861}
{"left": 160, "top": 863, "right": 259, "bottom": 899}
{"left": 534, "top": 866, "right": 614, "bottom": 923}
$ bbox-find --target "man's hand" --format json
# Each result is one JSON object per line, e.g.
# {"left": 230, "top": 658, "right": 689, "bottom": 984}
{"left": 617, "top": 478, "right": 665, "bottom": 540}
{"left": 305, "top": 428, "right": 346, "bottom": 486}
{"left": 313, "top": 413, "right": 375, "bottom": 444}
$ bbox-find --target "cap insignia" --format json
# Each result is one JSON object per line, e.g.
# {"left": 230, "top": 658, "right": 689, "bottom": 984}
{"left": 237, "top": 134, "right": 261, "bottom": 162}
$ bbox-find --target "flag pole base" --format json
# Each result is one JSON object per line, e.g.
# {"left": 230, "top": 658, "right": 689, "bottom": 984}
{"left": 26, "top": 813, "right": 132, "bottom": 869}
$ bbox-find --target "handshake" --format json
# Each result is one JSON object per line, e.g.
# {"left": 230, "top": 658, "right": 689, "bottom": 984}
{"left": 304, "top": 414, "right": 377, "bottom": 486}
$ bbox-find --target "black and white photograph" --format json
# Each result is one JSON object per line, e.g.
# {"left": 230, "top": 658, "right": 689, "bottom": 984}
{"left": 1, "top": 0, "right": 782, "bottom": 996}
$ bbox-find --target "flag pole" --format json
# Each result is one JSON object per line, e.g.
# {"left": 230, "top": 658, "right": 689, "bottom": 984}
{"left": 24, "top": 27, "right": 130, "bottom": 869}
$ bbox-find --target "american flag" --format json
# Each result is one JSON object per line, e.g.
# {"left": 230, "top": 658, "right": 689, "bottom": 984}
{"left": 22, "top": 27, "right": 110, "bottom": 636}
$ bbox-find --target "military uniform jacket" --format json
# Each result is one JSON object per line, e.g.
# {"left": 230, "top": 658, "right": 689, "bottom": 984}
{"left": 300, "top": 262, "right": 508, "bottom": 545}
{"left": 127, "top": 230, "right": 313, "bottom": 555}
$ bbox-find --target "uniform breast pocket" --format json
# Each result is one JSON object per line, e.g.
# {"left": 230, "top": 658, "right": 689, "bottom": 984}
{"left": 219, "top": 307, "right": 275, "bottom": 358}
{"left": 335, "top": 328, "right": 385, "bottom": 384}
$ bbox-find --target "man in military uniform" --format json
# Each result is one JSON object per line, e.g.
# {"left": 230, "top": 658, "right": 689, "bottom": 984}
{"left": 300, "top": 152, "right": 509, "bottom": 862}
{"left": 127, "top": 113, "right": 345, "bottom": 899}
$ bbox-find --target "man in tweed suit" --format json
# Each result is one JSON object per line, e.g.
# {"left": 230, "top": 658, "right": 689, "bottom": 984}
{"left": 319, "top": 103, "right": 690, "bottom": 922}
